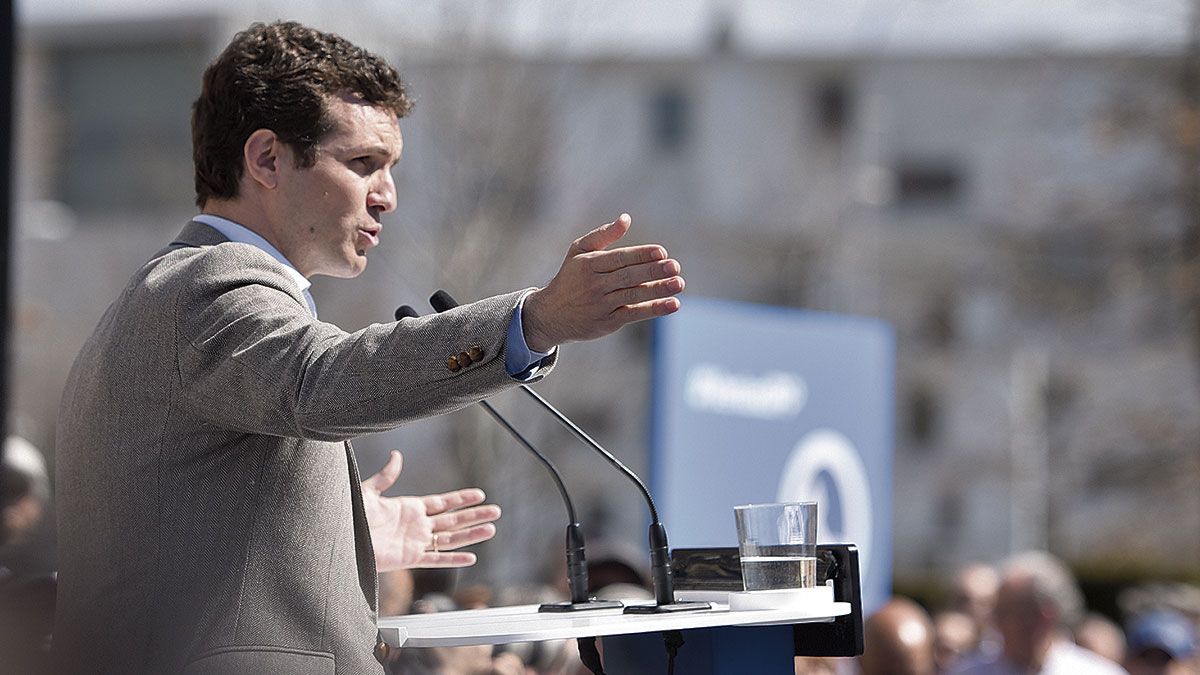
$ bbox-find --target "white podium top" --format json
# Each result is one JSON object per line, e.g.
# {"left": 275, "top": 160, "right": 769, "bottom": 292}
{"left": 378, "top": 588, "right": 851, "bottom": 648}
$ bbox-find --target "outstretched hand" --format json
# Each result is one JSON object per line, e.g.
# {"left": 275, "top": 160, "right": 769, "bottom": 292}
{"left": 361, "top": 450, "right": 501, "bottom": 572}
{"left": 522, "top": 213, "right": 684, "bottom": 352}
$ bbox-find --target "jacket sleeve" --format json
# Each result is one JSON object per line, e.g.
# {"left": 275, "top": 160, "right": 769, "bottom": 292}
{"left": 173, "top": 245, "right": 555, "bottom": 441}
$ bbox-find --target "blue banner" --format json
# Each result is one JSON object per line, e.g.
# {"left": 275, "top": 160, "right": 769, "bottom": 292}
{"left": 651, "top": 297, "right": 894, "bottom": 614}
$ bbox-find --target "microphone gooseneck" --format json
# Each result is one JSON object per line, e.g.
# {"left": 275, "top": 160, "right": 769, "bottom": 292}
{"left": 473, "top": 399, "right": 597, "bottom": 608}
{"left": 395, "top": 301, "right": 616, "bottom": 610}
{"left": 428, "top": 290, "right": 709, "bottom": 613}
{"left": 474, "top": 401, "right": 577, "bottom": 524}
{"left": 516, "top": 385, "right": 661, "bottom": 523}
{"left": 518, "top": 381, "right": 676, "bottom": 609}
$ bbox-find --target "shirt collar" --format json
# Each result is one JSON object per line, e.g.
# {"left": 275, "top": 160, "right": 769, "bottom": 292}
{"left": 192, "top": 214, "right": 311, "bottom": 293}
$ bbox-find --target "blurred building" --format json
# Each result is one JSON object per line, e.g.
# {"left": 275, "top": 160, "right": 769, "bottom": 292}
{"left": 12, "top": 0, "right": 1199, "bottom": 584}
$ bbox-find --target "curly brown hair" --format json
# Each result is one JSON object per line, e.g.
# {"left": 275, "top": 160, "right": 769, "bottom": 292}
{"left": 191, "top": 21, "right": 413, "bottom": 208}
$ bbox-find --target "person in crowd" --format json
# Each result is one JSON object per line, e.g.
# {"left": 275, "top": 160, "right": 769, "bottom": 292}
{"left": 950, "top": 551, "right": 1126, "bottom": 675}
{"left": 1123, "top": 610, "right": 1198, "bottom": 675}
{"left": 576, "top": 538, "right": 654, "bottom": 603}
{"left": 1120, "top": 584, "right": 1200, "bottom": 629}
{"left": 0, "top": 435, "right": 53, "bottom": 583}
{"left": 492, "top": 585, "right": 580, "bottom": 675}
{"left": 584, "top": 539, "right": 651, "bottom": 596}
{"left": 386, "top": 587, "right": 530, "bottom": 675}
{"left": 795, "top": 656, "right": 844, "bottom": 675}
{"left": 0, "top": 436, "right": 56, "bottom": 674}
{"left": 54, "top": 19, "right": 685, "bottom": 674}
{"left": 1078, "top": 612, "right": 1128, "bottom": 665}
{"left": 860, "top": 596, "right": 936, "bottom": 675}
{"left": 950, "top": 563, "right": 1000, "bottom": 643}
{"left": 379, "top": 569, "right": 417, "bottom": 618}
{"left": 933, "top": 610, "right": 980, "bottom": 674}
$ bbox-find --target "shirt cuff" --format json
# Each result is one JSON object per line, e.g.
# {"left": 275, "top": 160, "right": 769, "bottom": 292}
{"left": 505, "top": 290, "right": 556, "bottom": 380}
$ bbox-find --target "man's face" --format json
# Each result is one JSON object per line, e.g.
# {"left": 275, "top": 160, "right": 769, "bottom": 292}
{"left": 993, "top": 576, "right": 1054, "bottom": 663}
{"left": 274, "top": 94, "right": 402, "bottom": 278}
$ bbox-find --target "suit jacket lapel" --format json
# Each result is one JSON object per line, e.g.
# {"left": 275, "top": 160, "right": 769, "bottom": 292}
{"left": 344, "top": 441, "right": 378, "bottom": 613}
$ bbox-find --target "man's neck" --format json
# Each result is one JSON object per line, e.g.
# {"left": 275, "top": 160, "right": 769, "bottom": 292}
{"left": 202, "top": 201, "right": 277, "bottom": 248}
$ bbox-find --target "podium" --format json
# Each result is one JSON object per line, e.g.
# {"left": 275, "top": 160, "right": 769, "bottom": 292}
{"left": 378, "top": 544, "right": 865, "bottom": 674}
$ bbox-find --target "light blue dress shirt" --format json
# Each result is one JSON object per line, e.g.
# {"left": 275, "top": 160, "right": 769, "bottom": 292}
{"left": 192, "top": 214, "right": 551, "bottom": 378}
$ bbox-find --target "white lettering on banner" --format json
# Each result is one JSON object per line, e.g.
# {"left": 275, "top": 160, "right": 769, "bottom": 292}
{"left": 683, "top": 364, "right": 807, "bottom": 420}
{"left": 777, "top": 429, "right": 874, "bottom": 582}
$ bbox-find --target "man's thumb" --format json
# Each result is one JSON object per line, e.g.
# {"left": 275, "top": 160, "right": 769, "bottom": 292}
{"left": 363, "top": 449, "right": 404, "bottom": 492}
{"left": 574, "top": 213, "right": 631, "bottom": 253}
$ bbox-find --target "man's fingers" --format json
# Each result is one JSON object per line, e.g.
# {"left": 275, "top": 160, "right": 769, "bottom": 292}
{"left": 601, "top": 256, "right": 679, "bottom": 294}
{"left": 610, "top": 297, "right": 682, "bottom": 324}
{"left": 431, "top": 504, "right": 502, "bottom": 534}
{"left": 421, "top": 488, "right": 487, "bottom": 515}
{"left": 411, "top": 520, "right": 498, "bottom": 568}
{"left": 361, "top": 450, "right": 404, "bottom": 494}
{"left": 605, "top": 276, "right": 685, "bottom": 308}
{"left": 587, "top": 245, "right": 669, "bottom": 274}
{"left": 573, "top": 213, "right": 631, "bottom": 253}
{"left": 430, "top": 523, "right": 498, "bottom": 551}
{"left": 414, "top": 551, "right": 479, "bottom": 569}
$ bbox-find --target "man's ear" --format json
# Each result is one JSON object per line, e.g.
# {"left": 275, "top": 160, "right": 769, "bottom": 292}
{"left": 244, "top": 129, "right": 282, "bottom": 190}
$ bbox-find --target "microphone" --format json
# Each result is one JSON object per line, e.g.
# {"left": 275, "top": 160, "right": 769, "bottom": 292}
{"left": 429, "top": 290, "right": 710, "bottom": 614}
{"left": 395, "top": 302, "right": 620, "bottom": 613}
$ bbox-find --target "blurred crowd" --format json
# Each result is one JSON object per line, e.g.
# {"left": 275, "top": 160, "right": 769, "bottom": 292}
{"left": 799, "top": 551, "right": 1200, "bottom": 675}
{"left": 3, "top": 434, "right": 1198, "bottom": 674}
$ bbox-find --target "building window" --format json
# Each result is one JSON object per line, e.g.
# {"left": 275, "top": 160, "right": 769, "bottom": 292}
{"left": 907, "top": 383, "right": 939, "bottom": 446}
{"left": 893, "top": 160, "right": 964, "bottom": 207}
{"left": 49, "top": 39, "right": 208, "bottom": 214}
{"left": 921, "top": 294, "right": 958, "bottom": 349}
{"left": 650, "top": 86, "right": 689, "bottom": 153}
{"left": 812, "top": 78, "right": 851, "bottom": 139}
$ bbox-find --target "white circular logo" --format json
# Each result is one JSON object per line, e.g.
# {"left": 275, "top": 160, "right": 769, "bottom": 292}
{"left": 777, "top": 428, "right": 873, "bottom": 580}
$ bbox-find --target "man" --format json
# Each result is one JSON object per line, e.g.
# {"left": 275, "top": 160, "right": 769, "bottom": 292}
{"left": 54, "top": 21, "right": 685, "bottom": 674}
{"left": 950, "top": 561, "right": 1000, "bottom": 657}
{"left": 1077, "top": 612, "right": 1128, "bottom": 665}
{"left": 951, "top": 551, "right": 1127, "bottom": 675}
{"left": 860, "top": 597, "right": 936, "bottom": 675}
{"left": 1, "top": 436, "right": 55, "bottom": 673}
{"left": 934, "top": 610, "right": 981, "bottom": 674}
{"left": 1123, "top": 610, "right": 1198, "bottom": 675}
{"left": 1, "top": 436, "right": 52, "bottom": 583}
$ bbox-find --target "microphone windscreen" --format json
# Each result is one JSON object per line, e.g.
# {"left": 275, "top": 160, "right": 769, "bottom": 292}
{"left": 429, "top": 290, "right": 460, "bottom": 313}
{"left": 394, "top": 305, "right": 420, "bottom": 321}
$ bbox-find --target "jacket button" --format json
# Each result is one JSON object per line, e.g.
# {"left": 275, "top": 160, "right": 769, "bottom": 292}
{"left": 458, "top": 352, "right": 472, "bottom": 368}
{"left": 468, "top": 346, "right": 484, "bottom": 363}
{"left": 447, "top": 355, "right": 461, "bottom": 372}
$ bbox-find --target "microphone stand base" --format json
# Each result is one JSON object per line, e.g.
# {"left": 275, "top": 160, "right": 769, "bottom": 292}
{"left": 539, "top": 599, "right": 625, "bottom": 613}
{"left": 623, "top": 601, "right": 712, "bottom": 615}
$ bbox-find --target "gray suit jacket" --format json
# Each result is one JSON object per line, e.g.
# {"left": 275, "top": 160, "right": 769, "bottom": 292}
{"left": 54, "top": 221, "right": 555, "bottom": 674}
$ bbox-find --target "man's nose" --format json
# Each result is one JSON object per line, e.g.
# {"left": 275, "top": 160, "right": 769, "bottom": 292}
{"left": 368, "top": 170, "right": 397, "bottom": 213}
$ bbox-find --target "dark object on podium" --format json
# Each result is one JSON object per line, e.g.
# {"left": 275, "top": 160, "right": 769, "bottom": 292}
{"left": 670, "top": 543, "right": 865, "bottom": 657}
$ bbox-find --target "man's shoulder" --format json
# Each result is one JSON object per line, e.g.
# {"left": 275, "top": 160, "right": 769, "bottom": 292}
{"left": 145, "top": 233, "right": 292, "bottom": 288}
